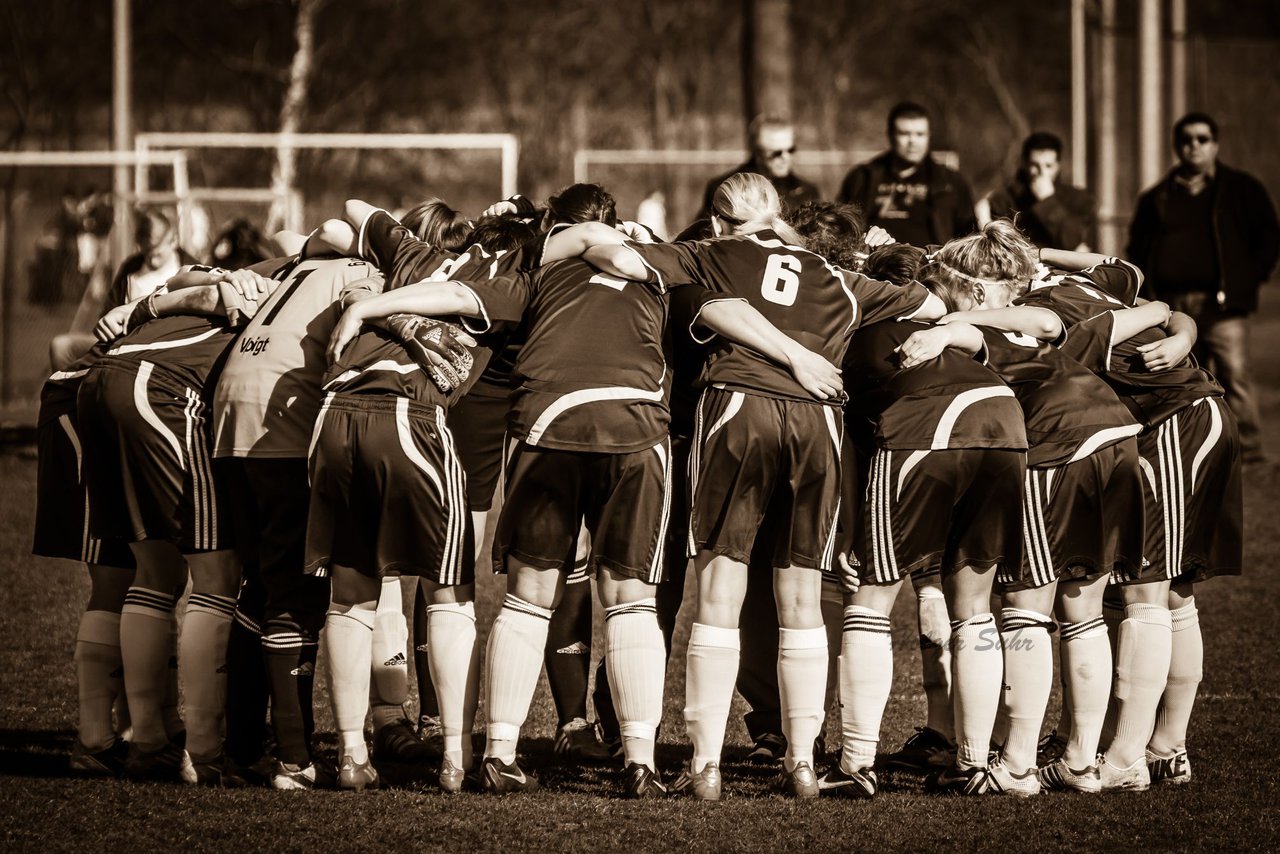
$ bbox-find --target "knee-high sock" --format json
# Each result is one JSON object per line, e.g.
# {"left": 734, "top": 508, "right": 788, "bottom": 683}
{"left": 413, "top": 583, "right": 439, "bottom": 720}
{"left": 1059, "top": 616, "right": 1110, "bottom": 769}
{"left": 604, "top": 599, "right": 665, "bottom": 771}
{"left": 224, "top": 608, "right": 270, "bottom": 767}
{"left": 324, "top": 606, "right": 376, "bottom": 764}
{"left": 262, "top": 619, "right": 319, "bottom": 766}
{"left": 75, "top": 610, "right": 124, "bottom": 751}
{"left": 163, "top": 615, "right": 183, "bottom": 739}
{"left": 997, "top": 608, "right": 1054, "bottom": 772}
{"left": 484, "top": 595, "right": 552, "bottom": 764}
{"left": 1098, "top": 598, "right": 1126, "bottom": 746}
{"left": 120, "top": 587, "right": 177, "bottom": 751}
{"left": 1148, "top": 601, "right": 1203, "bottom": 756}
{"left": 778, "top": 626, "right": 828, "bottom": 771}
{"left": 545, "top": 565, "right": 593, "bottom": 727}
{"left": 684, "top": 622, "right": 740, "bottom": 773}
{"left": 427, "top": 601, "right": 479, "bottom": 769}
{"left": 371, "top": 578, "right": 409, "bottom": 731}
{"left": 180, "top": 593, "right": 237, "bottom": 759}
{"left": 951, "top": 613, "right": 1003, "bottom": 769}
{"left": 917, "top": 588, "right": 954, "bottom": 741}
{"left": 1104, "top": 602, "right": 1172, "bottom": 767}
{"left": 839, "top": 606, "right": 892, "bottom": 772}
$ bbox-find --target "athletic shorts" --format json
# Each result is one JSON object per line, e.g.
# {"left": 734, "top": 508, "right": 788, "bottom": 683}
{"left": 1003, "top": 437, "right": 1148, "bottom": 592}
{"left": 1138, "top": 396, "right": 1242, "bottom": 583}
{"left": 689, "top": 387, "right": 844, "bottom": 571}
{"left": 495, "top": 437, "right": 671, "bottom": 583}
{"left": 78, "top": 361, "right": 227, "bottom": 552}
{"left": 305, "top": 394, "right": 472, "bottom": 585}
{"left": 32, "top": 373, "right": 134, "bottom": 568}
{"left": 860, "top": 447, "right": 1026, "bottom": 585}
{"left": 448, "top": 387, "right": 509, "bottom": 512}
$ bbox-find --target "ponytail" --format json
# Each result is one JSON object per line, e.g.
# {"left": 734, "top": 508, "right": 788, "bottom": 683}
{"left": 712, "top": 172, "right": 805, "bottom": 245}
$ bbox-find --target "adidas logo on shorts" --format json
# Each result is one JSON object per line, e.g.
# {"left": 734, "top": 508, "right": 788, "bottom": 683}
{"left": 383, "top": 652, "right": 408, "bottom": 667}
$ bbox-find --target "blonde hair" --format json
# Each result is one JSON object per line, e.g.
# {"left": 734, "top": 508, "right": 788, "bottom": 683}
{"left": 923, "top": 219, "right": 1038, "bottom": 309}
{"left": 711, "top": 172, "right": 805, "bottom": 246}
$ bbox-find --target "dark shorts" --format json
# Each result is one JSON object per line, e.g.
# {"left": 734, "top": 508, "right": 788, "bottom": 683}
{"left": 32, "top": 373, "right": 135, "bottom": 569}
{"left": 306, "top": 394, "right": 473, "bottom": 585}
{"left": 496, "top": 438, "right": 671, "bottom": 583}
{"left": 449, "top": 387, "right": 510, "bottom": 512}
{"left": 1138, "top": 396, "right": 1243, "bottom": 583}
{"left": 1002, "top": 437, "right": 1148, "bottom": 592}
{"left": 78, "top": 361, "right": 228, "bottom": 552}
{"left": 860, "top": 446, "right": 1026, "bottom": 585}
{"left": 689, "top": 387, "right": 843, "bottom": 570}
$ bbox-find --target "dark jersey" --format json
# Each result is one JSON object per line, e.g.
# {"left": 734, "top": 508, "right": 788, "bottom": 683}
{"left": 321, "top": 324, "right": 495, "bottom": 408}
{"left": 39, "top": 348, "right": 105, "bottom": 427}
{"left": 1016, "top": 259, "right": 1222, "bottom": 428}
{"left": 463, "top": 258, "right": 672, "bottom": 453}
{"left": 977, "top": 327, "right": 1140, "bottom": 467}
{"left": 843, "top": 320, "right": 1027, "bottom": 452}
{"left": 358, "top": 209, "right": 458, "bottom": 289}
{"left": 626, "top": 230, "right": 929, "bottom": 404}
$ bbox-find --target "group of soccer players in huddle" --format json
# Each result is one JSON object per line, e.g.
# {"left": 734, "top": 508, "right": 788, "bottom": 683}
{"left": 34, "top": 169, "right": 1241, "bottom": 801}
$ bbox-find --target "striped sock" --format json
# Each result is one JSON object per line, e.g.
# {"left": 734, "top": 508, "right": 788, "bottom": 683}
{"left": 484, "top": 595, "right": 552, "bottom": 764}
{"left": 262, "top": 621, "right": 320, "bottom": 766}
{"left": 120, "top": 587, "right": 177, "bottom": 750}
{"left": 604, "top": 598, "right": 665, "bottom": 772}
{"left": 1060, "top": 615, "right": 1110, "bottom": 768}
{"left": 839, "top": 606, "right": 892, "bottom": 773}
{"left": 180, "top": 592, "right": 237, "bottom": 759}
{"left": 1149, "top": 601, "right": 1202, "bottom": 756}
{"left": 75, "top": 610, "right": 123, "bottom": 752}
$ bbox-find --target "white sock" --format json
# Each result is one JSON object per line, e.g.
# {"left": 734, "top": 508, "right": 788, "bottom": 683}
{"left": 427, "top": 601, "right": 480, "bottom": 769}
{"left": 839, "top": 606, "right": 892, "bottom": 772}
{"left": 370, "top": 578, "right": 409, "bottom": 732}
{"left": 951, "top": 613, "right": 1002, "bottom": 769}
{"left": 180, "top": 592, "right": 236, "bottom": 759}
{"left": 604, "top": 599, "right": 666, "bottom": 772}
{"left": 1105, "top": 602, "right": 1172, "bottom": 767}
{"left": 1149, "top": 601, "right": 1202, "bottom": 756}
{"left": 325, "top": 605, "right": 376, "bottom": 764}
{"left": 1060, "top": 615, "right": 1111, "bottom": 768}
{"left": 917, "top": 588, "right": 954, "bottom": 741}
{"left": 778, "top": 626, "right": 827, "bottom": 771}
{"left": 120, "top": 587, "right": 177, "bottom": 750}
{"left": 75, "top": 610, "right": 123, "bottom": 751}
{"left": 684, "top": 622, "right": 740, "bottom": 773}
{"left": 484, "top": 595, "right": 552, "bottom": 764}
{"left": 1098, "top": 598, "right": 1126, "bottom": 747}
{"left": 997, "top": 608, "right": 1054, "bottom": 772}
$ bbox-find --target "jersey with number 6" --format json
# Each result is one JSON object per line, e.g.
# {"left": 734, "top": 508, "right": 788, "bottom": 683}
{"left": 622, "top": 229, "right": 930, "bottom": 403}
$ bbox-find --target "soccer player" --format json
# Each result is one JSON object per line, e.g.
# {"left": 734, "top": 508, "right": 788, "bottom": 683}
{"left": 581, "top": 178, "right": 940, "bottom": 798}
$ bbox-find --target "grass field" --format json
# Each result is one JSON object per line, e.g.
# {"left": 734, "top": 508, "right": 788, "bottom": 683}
{"left": 3, "top": 298, "right": 1280, "bottom": 852}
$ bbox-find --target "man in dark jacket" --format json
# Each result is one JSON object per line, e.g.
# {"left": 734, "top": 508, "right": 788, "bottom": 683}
{"left": 1128, "top": 112, "right": 1280, "bottom": 462}
{"left": 701, "top": 114, "right": 821, "bottom": 217}
{"left": 987, "top": 132, "right": 1096, "bottom": 250}
{"left": 838, "top": 102, "right": 975, "bottom": 248}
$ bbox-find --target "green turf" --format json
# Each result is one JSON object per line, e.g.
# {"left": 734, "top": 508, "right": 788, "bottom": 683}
{"left": 3, "top": 297, "right": 1280, "bottom": 851}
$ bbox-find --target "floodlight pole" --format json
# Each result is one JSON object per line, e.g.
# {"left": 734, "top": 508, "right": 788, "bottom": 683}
{"left": 113, "top": 0, "right": 133, "bottom": 265}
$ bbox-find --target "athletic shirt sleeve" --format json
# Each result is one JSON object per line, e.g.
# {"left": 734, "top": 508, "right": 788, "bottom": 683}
{"left": 617, "top": 241, "right": 701, "bottom": 292}
{"left": 846, "top": 273, "right": 931, "bottom": 328}
{"left": 356, "top": 208, "right": 458, "bottom": 289}
{"left": 1057, "top": 312, "right": 1116, "bottom": 373}
{"left": 458, "top": 272, "right": 533, "bottom": 333}
{"left": 1078, "top": 258, "right": 1144, "bottom": 305}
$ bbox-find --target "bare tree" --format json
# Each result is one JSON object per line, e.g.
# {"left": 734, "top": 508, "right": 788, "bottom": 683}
{"left": 266, "top": 0, "right": 323, "bottom": 233}
{"left": 745, "top": 0, "right": 793, "bottom": 121}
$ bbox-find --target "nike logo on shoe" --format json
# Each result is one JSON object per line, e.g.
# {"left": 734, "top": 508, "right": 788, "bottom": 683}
{"left": 500, "top": 767, "right": 527, "bottom": 784}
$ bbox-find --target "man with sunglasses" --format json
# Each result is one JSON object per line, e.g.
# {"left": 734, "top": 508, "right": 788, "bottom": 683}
{"left": 701, "top": 114, "right": 821, "bottom": 217}
{"left": 1128, "top": 112, "right": 1279, "bottom": 464}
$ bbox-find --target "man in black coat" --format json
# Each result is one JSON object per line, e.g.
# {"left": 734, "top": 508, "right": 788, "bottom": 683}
{"left": 702, "top": 115, "right": 821, "bottom": 217}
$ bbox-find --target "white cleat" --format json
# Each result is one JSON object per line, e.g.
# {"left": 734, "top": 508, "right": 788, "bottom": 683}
{"left": 1098, "top": 754, "right": 1151, "bottom": 792}
{"left": 1037, "top": 757, "right": 1102, "bottom": 793}
{"left": 987, "top": 755, "right": 1041, "bottom": 797}
{"left": 1146, "top": 748, "right": 1192, "bottom": 785}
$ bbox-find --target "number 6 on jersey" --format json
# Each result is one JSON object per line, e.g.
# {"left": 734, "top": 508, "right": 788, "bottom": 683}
{"left": 760, "top": 254, "right": 802, "bottom": 306}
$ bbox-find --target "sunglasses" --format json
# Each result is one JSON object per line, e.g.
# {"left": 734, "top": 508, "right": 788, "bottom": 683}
{"left": 760, "top": 146, "right": 796, "bottom": 159}
{"left": 1179, "top": 134, "right": 1214, "bottom": 145}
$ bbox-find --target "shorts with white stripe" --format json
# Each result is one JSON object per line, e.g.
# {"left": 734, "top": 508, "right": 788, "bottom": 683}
{"left": 495, "top": 438, "right": 670, "bottom": 583}
{"left": 689, "top": 387, "right": 843, "bottom": 571}
{"left": 1002, "top": 437, "right": 1147, "bottom": 592}
{"left": 305, "top": 393, "right": 472, "bottom": 585}
{"left": 860, "top": 447, "right": 1025, "bottom": 585}
{"left": 77, "top": 361, "right": 226, "bottom": 551}
{"left": 33, "top": 381, "right": 134, "bottom": 568}
{"left": 1137, "top": 397, "right": 1242, "bottom": 582}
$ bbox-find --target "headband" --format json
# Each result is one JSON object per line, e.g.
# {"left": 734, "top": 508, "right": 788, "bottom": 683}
{"left": 930, "top": 258, "right": 1019, "bottom": 290}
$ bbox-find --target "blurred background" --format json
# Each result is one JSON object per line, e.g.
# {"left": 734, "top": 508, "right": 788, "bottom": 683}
{"left": 1, "top": 0, "right": 1277, "bottom": 424}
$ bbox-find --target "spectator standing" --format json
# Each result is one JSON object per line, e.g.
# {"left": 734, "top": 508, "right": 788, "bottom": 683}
{"left": 985, "top": 132, "right": 1096, "bottom": 250}
{"left": 1127, "top": 112, "right": 1280, "bottom": 463}
{"left": 838, "top": 101, "right": 976, "bottom": 248}
{"left": 702, "top": 114, "right": 821, "bottom": 217}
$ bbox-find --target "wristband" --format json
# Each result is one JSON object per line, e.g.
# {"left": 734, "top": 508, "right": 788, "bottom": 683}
{"left": 125, "top": 291, "right": 160, "bottom": 333}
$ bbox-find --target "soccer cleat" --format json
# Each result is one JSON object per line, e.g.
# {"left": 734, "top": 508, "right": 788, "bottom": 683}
{"left": 1098, "top": 754, "right": 1151, "bottom": 792}
{"left": 1146, "top": 748, "right": 1191, "bottom": 785}
{"left": 182, "top": 751, "right": 247, "bottom": 787}
{"left": 124, "top": 741, "right": 189, "bottom": 782}
{"left": 817, "top": 762, "right": 878, "bottom": 799}
{"left": 986, "top": 755, "right": 1040, "bottom": 797}
{"left": 926, "top": 763, "right": 997, "bottom": 795}
{"left": 748, "top": 733, "right": 787, "bottom": 765}
{"left": 271, "top": 760, "right": 319, "bottom": 791}
{"left": 1037, "top": 757, "right": 1102, "bottom": 793}
{"left": 438, "top": 757, "right": 467, "bottom": 794}
{"left": 70, "top": 739, "right": 128, "bottom": 777}
{"left": 1036, "top": 729, "right": 1068, "bottom": 767}
{"left": 416, "top": 715, "right": 445, "bottom": 760}
{"left": 481, "top": 756, "right": 540, "bottom": 794}
{"left": 777, "top": 761, "right": 820, "bottom": 799}
{"left": 373, "top": 718, "right": 434, "bottom": 764}
{"left": 338, "top": 754, "right": 379, "bottom": 792}
{"left": 670, "top": 761, "right": 722, "bottom": 801}
{"left": 622, "top": 762, "right": 668, "bottom": 799}
{"left": 883, "top": 726, "right": 956, "bottom": 772}
{"left": 553, "top": 717, "right": 612, "bottom": 765}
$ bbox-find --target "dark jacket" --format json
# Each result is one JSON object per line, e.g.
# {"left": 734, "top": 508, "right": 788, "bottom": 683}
{"left": 838, "top": 152, "right": 976, "bottom": 245}
{"left": 1127, "top": 162, "right": 1280, "bottom": 313}
{"left": 702, "top": 161, "right": 821, "bottom": 217}
{"left": 988, "top": 179, "right": 1096, "bottom": 250}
